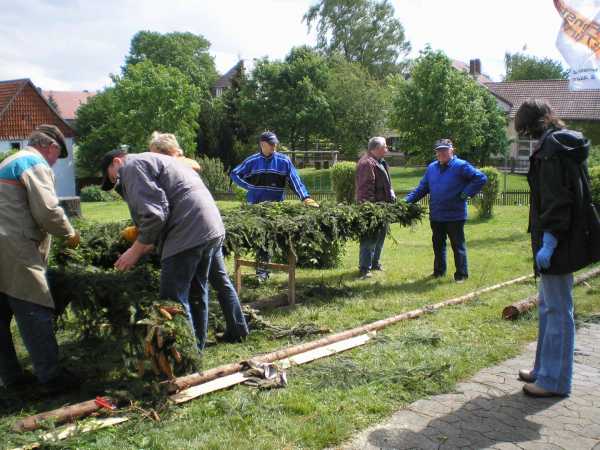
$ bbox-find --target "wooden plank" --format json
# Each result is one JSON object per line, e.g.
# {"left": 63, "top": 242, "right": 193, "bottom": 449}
{"left": 237, "top": 259, "right": 290, "bottom": 271}
{"left": 234, "top": 254, "right": 242, "bottom": 294}
{"left": 11, "top": 417, "right": 129, "bottom": 450}
{"left": 169, "top": 333, "right": 374, "bottom": 405}
{"left": 170, "top": 372, "right": 247, "bottom": 404}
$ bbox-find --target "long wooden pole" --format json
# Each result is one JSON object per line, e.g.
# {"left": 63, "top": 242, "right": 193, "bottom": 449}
{"left": 167, "top": 274, "right": 533, "bottom": 393}
{"left": 502, "top": 266, "right": 600, "bottom": 320}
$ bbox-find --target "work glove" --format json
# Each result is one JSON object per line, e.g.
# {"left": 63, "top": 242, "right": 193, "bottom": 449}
{"left": 121, "top": 226, "right": 139, "bottom": 243}
{"left": 303, "top": 198, "right": 320, "bottom": 208}
{"left": 64, "top": 231, "right": 80, "bottom": 249}
{"left": 535, "top": 232, "right": 558, "bottom": 270}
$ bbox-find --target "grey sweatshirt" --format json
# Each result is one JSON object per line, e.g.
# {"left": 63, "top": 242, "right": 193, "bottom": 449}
{"left": 118, "top": 152, "right": 225, "bottom": 259}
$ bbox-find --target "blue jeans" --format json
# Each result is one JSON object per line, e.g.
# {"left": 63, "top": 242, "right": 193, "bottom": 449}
{"left": 160, "top": 237, "right": 222, "bottom": 351}
{"left": 359, "top": 224, "right": 387, "bottom": 272}
{"left": 430, "top": 220, "right": 468, "bottom": 279}
{"left": 207, "top": 247, "right": 249, "bottom": 339}
{"left": 0, "top": 293, "right": 60, "bottom": 384}
{"left": 532, "top": 273, "right": 574, "bottom": 395}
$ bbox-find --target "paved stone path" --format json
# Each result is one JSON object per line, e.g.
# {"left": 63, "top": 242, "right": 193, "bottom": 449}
{"left": 343, "top": 323, "right": 600, "bottom": 450}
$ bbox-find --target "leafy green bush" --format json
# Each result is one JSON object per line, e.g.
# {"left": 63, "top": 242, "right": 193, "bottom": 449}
{"left": 80, "top": 185, "right": 120, "bottom": 202}
{"left": 197, "top": 155, "right": 229, "bottom": 193}
{"left": 331, "top": 161, "right": 356, "bottom": 203}
{"left": 589, "top": 145, "right": 600, "bottom": 168}
{"left": 473, "top": 167, "right": 500, "bottom": 219}
{"left": 590, "top": 166, "right": 600, "bottom": 205}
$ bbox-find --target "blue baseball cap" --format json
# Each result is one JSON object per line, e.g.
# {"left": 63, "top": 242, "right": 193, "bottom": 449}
{"left": 259, "top": 131, "right": 279, "bottom": 145}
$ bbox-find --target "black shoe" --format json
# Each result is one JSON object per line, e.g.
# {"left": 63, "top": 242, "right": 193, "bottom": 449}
{"left": 216, "top": 332, "right": 247, "bottom": 344}
{"left": 518, "top": 369, "right": 536, "bottom": 383}
{"left": 358, "top": 270, "right": 372, "bottom": 279}
{"left": 454, "top": 275, "right": 468, "bottom": 283}
{"left": 39, "top": 368, "right": 81, "bottom": 395}
{"left": 372, "top": 265, "right": 384, "bottom": 272}
{"left": 430, "top": 272, "right": 444, "bottom": 279}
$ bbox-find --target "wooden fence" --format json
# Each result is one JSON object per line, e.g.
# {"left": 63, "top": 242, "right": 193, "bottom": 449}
{"left": 215, "top": 189, "right": 531, "bottom": 206}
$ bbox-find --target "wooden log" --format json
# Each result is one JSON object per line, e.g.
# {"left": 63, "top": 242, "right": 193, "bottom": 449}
{"left": 12, "top": 397, "right": 115, "bottom": 433}
{"left": 236, "top": 259, "right": 290, "bottom": 271}
{"left": 166, "top": 274, "right": 533, "bottom": 393}
{"left": 12, "top": 417, "right": 129, "bottom": 450}
{"left": 502, "top": 265, "right": 600, "bottom": 320}
{"left": 170, "top": 333, "right": 373, "bottom": 405}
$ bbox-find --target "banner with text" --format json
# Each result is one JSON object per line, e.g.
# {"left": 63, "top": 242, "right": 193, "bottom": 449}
{"left": 555, "top": 0, "right": 600, "bottom": 90}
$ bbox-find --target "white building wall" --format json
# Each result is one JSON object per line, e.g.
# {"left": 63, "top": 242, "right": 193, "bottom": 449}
{"left": 0, "top": 137, "right": 76, "bottom": 197}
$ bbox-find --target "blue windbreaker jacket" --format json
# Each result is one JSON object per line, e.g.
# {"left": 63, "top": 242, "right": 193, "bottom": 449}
{"left": 405, "top": 156, "right": 487, "bottom": 222}
{"left": 230, "top": 151, "right": 310, "bottom": 204}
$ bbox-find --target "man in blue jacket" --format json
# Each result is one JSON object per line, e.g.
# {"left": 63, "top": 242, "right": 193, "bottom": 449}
{"left": 231, "top": 131, "right": 318, "bottom": 280}
{"left": 405, "top": 139, "right": 487, "bottom": 282}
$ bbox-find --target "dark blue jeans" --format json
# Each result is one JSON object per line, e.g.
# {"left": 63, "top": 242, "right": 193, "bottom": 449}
{"left": 207, "top": 247, "right": 248, "bottom": 339}
{"left": 359, "top": 224, "right": 388, "bottom": 272}
{"left": 0, "top": 293, "right": 60, "bottom": 384}
{"left": 160, "top": 237, "right": 222, "bottom": 351}
{"left": 430, "top": 220, "right": 468, "bottom": 280}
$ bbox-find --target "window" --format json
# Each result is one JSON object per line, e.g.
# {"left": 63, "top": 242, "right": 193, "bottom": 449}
{"left": 517, "top": 139, "right": 536, "bottom": 158}
{"left": 10, "top": 142, "right": 20, "bottom": 150}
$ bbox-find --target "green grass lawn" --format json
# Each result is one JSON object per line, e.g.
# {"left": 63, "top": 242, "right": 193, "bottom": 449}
{"left": 299, "top": 166, "right": 530, "bottom": 193}
{"left": 2, "top": 202, "right": 599, "bottom": 449}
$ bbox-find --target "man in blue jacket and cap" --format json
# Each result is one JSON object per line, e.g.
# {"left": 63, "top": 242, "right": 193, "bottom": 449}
{"left": 405, "top": 139, "right": 487, "bottom": 282}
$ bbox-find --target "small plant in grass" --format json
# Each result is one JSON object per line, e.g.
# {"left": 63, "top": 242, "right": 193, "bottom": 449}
{"left": 197, "top": 155, "right": 229, "bottom": 193}
{"left": 588, "top": 145, "right": 600, "bottom": 168}
{"left": 80, "top": 185, "right": 120, "bottom": 202}
{"left": 331, "top": 161, "right": 356, "bottom": 203}
{"left": 473, "top": 167, "right": 500, "bottom": 219}
{"left": 590, "top": 165, "right": 600, "bottom": 204}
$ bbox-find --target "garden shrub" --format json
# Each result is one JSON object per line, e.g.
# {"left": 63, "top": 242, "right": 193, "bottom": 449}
{"left": 589, "top": 145, "right": 600, "bottom": 168}
{"left": 590, "top": 165, "right": 600, "bottom": 205}
{"left": 197, "top": 155, "right": 229, "bottom": 194}
{"left": 331, "top": 161, "right": 356, "bottom": 203}
{"left": 0, "top": 149, "right": 17, "bottom": 163}
{"left": 80, "top": 185, "right": 120, "bottom": 202}
{"left": 473, "top": 167, "right": 500, "bottom": 219}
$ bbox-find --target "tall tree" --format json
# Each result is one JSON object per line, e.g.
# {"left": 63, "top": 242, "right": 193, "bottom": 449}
{"left": 304, "top": 0, "right": 410, "bottom": 78}
{"left": 391, "top": 47, "right": 507, "bottom": 164}
{"left": 325, "top": 57, "right": 388, "bottom": 157}
{"left": 504, "top": 52, "right": 568, "bottom": 81}
{"left": 243, "top": 46, "right": 333, "bottom": 150}
{"left": 76, "top": 61, "right": 201, "bottom": 174}
{"left": 125, "top": 31, "right": 218, "bottom": 91}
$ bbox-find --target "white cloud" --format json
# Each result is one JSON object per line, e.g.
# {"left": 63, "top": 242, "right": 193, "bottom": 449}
{"left": 0, "top": 0, "right": 573, "bottom": 90}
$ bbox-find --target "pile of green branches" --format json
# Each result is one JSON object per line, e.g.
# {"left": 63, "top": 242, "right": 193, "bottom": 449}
{"left": 222, "top": 201, "right": 425, "bottom": 268}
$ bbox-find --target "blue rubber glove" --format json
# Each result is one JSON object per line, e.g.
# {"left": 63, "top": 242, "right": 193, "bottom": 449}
{"left": 535, "top": 232, "right": 558, "bottom": 270}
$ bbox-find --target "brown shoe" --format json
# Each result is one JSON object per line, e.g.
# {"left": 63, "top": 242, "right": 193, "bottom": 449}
{"left": 518, "top": 369, "right": 536, "bottom": 383}
{"left": 522, "top": 383, "right": 565, "bottom": 398}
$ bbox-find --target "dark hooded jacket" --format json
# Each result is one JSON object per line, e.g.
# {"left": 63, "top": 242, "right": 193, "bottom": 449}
{"left": 528, "top": 128, "right": 591, "bottom": 275}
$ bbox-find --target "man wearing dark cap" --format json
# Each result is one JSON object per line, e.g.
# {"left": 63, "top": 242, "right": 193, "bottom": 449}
{"left": 100, "top": 149, "right": 226, "bottom": 351}
{"left": 230, "top": 131, "right": 318, "bottom": 280}
{"left": 0, "top": 124, "right": 80, "bottom": 391}
{"left": 405, "top": 138, "right": 487, "bottom": 282}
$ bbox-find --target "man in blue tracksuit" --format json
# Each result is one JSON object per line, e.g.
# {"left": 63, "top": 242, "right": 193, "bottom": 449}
{"left": 231, "top": 131, "right": 318, "bottom": 279}
{"left": 405, "top": 139, "right": 487, "bottom": 282}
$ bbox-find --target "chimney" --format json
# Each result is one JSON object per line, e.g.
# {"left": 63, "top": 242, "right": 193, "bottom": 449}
{"left": 469, "top": 59, "right": 481, "bottom": 77}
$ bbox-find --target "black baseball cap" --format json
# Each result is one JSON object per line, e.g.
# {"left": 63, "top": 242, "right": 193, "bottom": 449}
{"left": 259, "top": 131, "right": 279, "bottom": 145}
{"left": 100, "top": 149, "right": 127, "bottom": 191}
{"left": 433, "top": 138, "right": 453, "bottom": 151}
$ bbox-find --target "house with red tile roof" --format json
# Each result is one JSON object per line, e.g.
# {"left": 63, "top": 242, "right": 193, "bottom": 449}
{"left": 484, "top": 79, "right": 600, "bottom": 164}
{"left": 43, "top": 89, "right": 95, "bottom": 126}
{"left": 0, "top": 78, "right": 76, "bottom": 196}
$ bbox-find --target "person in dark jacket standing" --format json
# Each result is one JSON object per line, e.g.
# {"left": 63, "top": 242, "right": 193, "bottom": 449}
{"left": 515, "top": 99, "right": 593, "bottom": 398}
{"left": 355, "top": 137, "right": 396, "bottom": 279}
{"left": 405, "top": 139, "right": 487, "bottom": 282}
